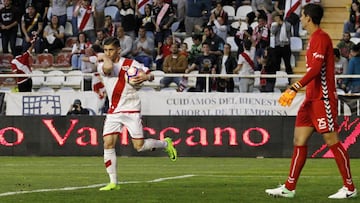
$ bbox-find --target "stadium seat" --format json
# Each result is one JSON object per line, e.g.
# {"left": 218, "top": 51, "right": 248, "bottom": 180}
{"left": 187, "top": 70, "right": 198, "bottom": 88}
{"left": 37, "top": 86, "right": 55, "bottom": 93}
{"left": 235, "top": 5, "right": 252, "bottom": 20}
{"left": 104, "top": 6, "right": 120, "bottom": 22}
{"left": 0, "top": 53, "right": 13, "bottom": 69}
{"left": 62, "top": 37, "right": 77, "bottom": 52}
{"left": 31, "top": 70, "right": 45, "bottom": 89}
{"left": 350, "top": 37, "right": 360, "bottom": 45}
{"left": 66, "top": 6, "right": 73, "bottom": 21}
{"left": 64, "top": 22, "right": 73, "bottom": 37}
{"left": 63, "top": 70, "right": 83, "bottom": 90}
{"left": 226, "top": 36, "right": 239, "bottom": 53}
{"left": 32, "top": 53, "right": 54, "bottom": 69}
{"left": 223, "top": 5, "right": 235, "bottom": 20}
{"left": 183, "top": 37, "right": 193, "bottom": 52}
{"left": 290, "top": 37, "right": 303, "bottom": 52}
{"left": 275, "top": 71, "right": 289, "bottom": 90}
{"left": 43, "top": 70, "right": 65, "bottom": 88}
{"left": 53, "top": 52, "right": 72, "bottom": 68}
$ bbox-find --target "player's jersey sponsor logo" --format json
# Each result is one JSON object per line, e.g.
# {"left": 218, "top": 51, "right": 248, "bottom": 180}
{"left": 317, "top": 117, "right": 327, "bottom": 130}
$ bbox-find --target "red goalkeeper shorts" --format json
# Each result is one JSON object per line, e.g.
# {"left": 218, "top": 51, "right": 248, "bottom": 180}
{"left": 295, "top": 99, "right": 339, "bottom": 133}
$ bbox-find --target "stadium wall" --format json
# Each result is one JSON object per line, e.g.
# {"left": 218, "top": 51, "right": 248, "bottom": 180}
{"left": 0, "top": 116, "right": 359, "bottom": 158}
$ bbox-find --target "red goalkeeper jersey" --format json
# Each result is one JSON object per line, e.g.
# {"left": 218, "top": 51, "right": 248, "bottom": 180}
{"left": 299, "top": 28, "right": 336, "bottom": 101}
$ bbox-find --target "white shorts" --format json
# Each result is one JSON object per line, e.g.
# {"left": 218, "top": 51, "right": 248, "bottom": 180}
{"left": 102, "top": 113, "right": 144, "bottom": 139}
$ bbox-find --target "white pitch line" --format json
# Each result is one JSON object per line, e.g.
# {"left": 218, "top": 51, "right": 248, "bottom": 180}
{"left": 0, "top": 174, "right": 196, "bottom": 197}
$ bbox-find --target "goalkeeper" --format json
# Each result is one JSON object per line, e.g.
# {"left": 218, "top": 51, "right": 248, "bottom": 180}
{"left": 266, "top": 3, "right": 357, "bottom": 199}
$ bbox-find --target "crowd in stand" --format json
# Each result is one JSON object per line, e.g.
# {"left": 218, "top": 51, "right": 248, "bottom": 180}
{"left": 0, "top": 0, "right": 333, "bottom": 93}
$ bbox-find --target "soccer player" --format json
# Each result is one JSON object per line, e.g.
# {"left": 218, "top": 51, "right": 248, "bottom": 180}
{"left": 96, "top": 37, "right": 177, "bottom": 191}
{"left": 265, "top": 4, "right": 357, "bottom": 199}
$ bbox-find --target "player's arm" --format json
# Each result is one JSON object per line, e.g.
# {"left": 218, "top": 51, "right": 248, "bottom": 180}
{"left": 298, "top": 36, "right": 328, "bottom": 87}
{"left": 97, "top": 53, "right": 113, "bottom": 75}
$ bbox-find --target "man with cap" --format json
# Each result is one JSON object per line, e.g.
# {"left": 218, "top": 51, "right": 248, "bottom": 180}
{"left": 67, "top": 99, "right": 90, "bottom": 115}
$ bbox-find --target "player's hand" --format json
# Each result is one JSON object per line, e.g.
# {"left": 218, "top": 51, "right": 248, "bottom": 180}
{"left": 129, "top": 71, "right": 147, "bottom": 84}
{"left": 278, "top": 89, "right": 297, "bottom": 107}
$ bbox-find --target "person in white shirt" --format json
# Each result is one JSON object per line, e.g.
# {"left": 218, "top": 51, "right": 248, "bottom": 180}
{"left": 96, "top": 37, "right": 177, "bottom": 191}
{"left": 234, "top": 39, "right": 256, "bottom": 92}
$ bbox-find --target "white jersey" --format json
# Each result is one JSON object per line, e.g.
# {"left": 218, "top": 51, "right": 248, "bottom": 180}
{"left": 97, "top": 57, "right": 149, "bottom": 114}
{"left": 237, "top": 47, "right": 256, "bottom": 76}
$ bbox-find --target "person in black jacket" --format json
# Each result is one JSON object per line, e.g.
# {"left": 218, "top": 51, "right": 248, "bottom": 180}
{"left": 67, "top": 99, "right": 89, "bottom": 115}
{"left": 216, "top": 43, "right": 237, "bottom": 92}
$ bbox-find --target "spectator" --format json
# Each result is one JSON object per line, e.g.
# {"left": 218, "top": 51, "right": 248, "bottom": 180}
{"left": 104, "top": 15, "right": 117, "bottom": 37}
{"left": 50, "top": 0, "right": 68, "bottom": 28}
{"left": 188, "top": 34, "right": 202, "bottom": 65}
{"left": 186, "top": 42, "right": 217, "bottom": 92}
{"left": 81, "top": 44, "right": 102, "bottom": 91}
{"left": 185, "top": 0, "right": 211, "bottom": 37}
{"left": 71, "top": 0, "right": 81, "bottom": 37}
{"left": 336, "top": 32, "right": 354, "bottom": 60}
{"left": 0, "top": 0, "right": 20, "bottom": 56}
{"left": 251, "top": 0, "right": 273, "bottom": 27}
{"left": 271, "top": 13, "right": 293, "bottom": 77}
{"left": 212, "top": 0, "right": 229, "bottom": 25}
{"left": 74, "top": 0, "right": 96, "bottom": 43}
{"left": 252, "top": 15, "right": 270, "bottom": 69}
{"left": 179, "top": 42, "right": 188, "bottom": 57}
{"left": 260, "top": 47, "right": 277, "bottom": 92}
{"left": 233, "top": 12, "right": 255, "bottom": 55}
{"left": 43, "top": 15, "right": 65, "bottom": 54}
{"left": 160, "top": 43, "right": 188, "bottom": 90}
{"left": 93, "top": 29, "right": 106, "bottom": 48}
{"left": 119, "top": 0, "right": 137, "bottom": 40}
{"left": 67, "top": 99, "right": 90, "bottom": 115}
{"left": 343, "top": 1, "right": 360, "bottom": 37}
{"left": 208, "top": 15, "right": 227, "bottom": 42}
{"left": 334, "top": 48, "right": 348, "bottom": 89}
{"left": 234, "top": 39, "right": 255, "bottom": 92}
{"left": 216, "top": 43, "right": 237, "bottom": 92}
{"left": 117, "top": 26, "right": 133, "bottom": 58}
{"left": 21, "top": 3, "right": 44, "bottom": 54}
{"left": 152, "top": 0, "right": 175, "bottom": 46}
{"left": 203, "top": 25, "right": 225, "bottom": 60}
{"left": 176, "top": 0, "right": 186, "bottom": 32}
{"left": 273, "top": 0, "right": 285, "bottom": 16}
{"left": 342, "top": 43, "right": 360, "bottom": 93}
{"left": 71, "top": 32, "right": 91, "bottom": 70}
{"left": 10, "top": 39, "right": 35, "bottom": 92}
{"left": 133, "top": 26, "right": 154, "bottom": 69}
{"left": 155, "top": 35, "right": 173, "bottom": 70}
{"left": 92, "top": 0, "right": 106, "bottom": 31}
{"left": 26, "top": 0, "right": 50, "bottom": 25}
{"left": 139, "top": 3, "right": 155, "bottom": 39}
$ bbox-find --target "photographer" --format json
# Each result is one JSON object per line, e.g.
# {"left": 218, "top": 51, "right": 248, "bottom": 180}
{"left": 67, "top": 99, "right": 89, "bottom": 115}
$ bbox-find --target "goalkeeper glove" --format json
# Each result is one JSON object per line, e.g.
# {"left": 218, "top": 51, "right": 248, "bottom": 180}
{"left": 278, "top": 82, "right": 302, "bottom": 107}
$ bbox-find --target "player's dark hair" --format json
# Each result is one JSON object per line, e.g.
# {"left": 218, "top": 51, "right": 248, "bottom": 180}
{"left": 351, "top": 43, "right": 360, "bottom": 53}
{"left": 103, "top": 37, "right": 120, "bottom": 48}
{"left": 303, "top": 3, "right": 323, "bottom": 25}
{"left": 243, "top": 39, "right": 252, "bottom": 51}
{"left": 333, "top": 48, "right": 340, "bottom": 58}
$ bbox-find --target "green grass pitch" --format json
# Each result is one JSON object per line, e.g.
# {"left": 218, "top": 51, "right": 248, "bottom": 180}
{"left": 0, "top": 157, "right": 359, "bottom": 203}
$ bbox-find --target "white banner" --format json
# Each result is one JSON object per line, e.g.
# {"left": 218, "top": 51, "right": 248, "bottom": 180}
{"left": 138, "top": 92, "right": 303, "bottom": 116}
{"left": 4, "top": 92, "right": 304, "bottom": 116}
{"left": 5, "top": 92, "right": 105, "bottom": 116}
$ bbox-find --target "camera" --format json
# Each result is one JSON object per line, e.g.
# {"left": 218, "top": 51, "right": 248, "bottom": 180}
{"left": 73, "top": 104, "right": 78, "bottom": 108}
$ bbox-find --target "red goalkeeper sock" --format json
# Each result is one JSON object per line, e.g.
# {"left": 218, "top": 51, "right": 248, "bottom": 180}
{"left": 329, "top": 142, "right": 355, "bottom": 191}
{"left": 285, "top": 146, "right": 308, "bottom": 191}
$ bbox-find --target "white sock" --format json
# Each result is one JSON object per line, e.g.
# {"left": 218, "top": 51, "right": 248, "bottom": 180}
{"left": 138, "top": 138, "right": 167, "bottom": 152}
{"left": 103, "top": 148, "right": 117, "bottom": 184}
